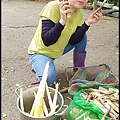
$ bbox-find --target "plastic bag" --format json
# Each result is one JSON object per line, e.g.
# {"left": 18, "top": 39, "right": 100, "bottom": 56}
{"left": 67, "top": 100, "right": 100, "bottom": 120}
{"left": 66, "top": 85, "right": 118, "bottom": 120}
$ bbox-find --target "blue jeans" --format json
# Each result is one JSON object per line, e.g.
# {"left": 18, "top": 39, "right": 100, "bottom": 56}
{"left": 28, "top": 34, "right": 87, "bottom": 84}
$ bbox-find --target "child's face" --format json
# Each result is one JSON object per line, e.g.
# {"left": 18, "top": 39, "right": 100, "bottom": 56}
{"left": 68, "top": 0, "right": 88, "bottom": 10}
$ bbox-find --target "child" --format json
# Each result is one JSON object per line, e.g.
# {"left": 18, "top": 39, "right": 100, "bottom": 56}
{"left": 28, "top": 0, "right": 102, "bottom": 84}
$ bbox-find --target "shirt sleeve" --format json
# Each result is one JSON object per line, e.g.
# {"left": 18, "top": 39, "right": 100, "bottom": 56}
{"left": 42, "top": 20, "right": 90, "bottom": 46}
{"left": 69, "top": 22, "right": 90, "bottom": 45}
{"left": 39, "top": 1, "right": 60, "bottom": 23}
{"left": 41, "top": 20, "right": 64, "bottom": 46}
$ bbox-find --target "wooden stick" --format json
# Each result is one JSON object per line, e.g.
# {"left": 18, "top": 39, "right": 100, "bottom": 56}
{"left": 59, "top": 87, "right": 69, "bottom": 93}
{"left": 98, "top": 0, "right": 108, "bottom": 10}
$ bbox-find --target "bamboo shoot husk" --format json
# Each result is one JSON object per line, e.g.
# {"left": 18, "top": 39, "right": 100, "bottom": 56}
{"left": 20, "top": 88, "right": 24, "bottom": 112}
{"left": 30, "top": 61, "right": 49, "bottom": 117}
{"left": 49, "top": 83, "right": 59, "bottom": 114}
{"left": 46, "top": 83, "right": 53, "bottom": 110}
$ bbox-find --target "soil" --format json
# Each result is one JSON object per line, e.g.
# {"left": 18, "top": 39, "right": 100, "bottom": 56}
{"left": 2, "top": 0, "right": 119, "bottom": 120}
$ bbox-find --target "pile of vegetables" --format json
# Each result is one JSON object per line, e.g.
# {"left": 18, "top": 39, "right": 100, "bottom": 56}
{"left": 20, "top": 61, "right": 59, "bottom": 117}
{"left": 79, "top": 87, "right": 119, "bottom": 120}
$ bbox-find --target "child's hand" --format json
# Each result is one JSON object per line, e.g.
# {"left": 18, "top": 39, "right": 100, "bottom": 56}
{"left": 59, "top": 1, "right": 71, "bottom": 25}
{"left": 85, "top": 8, "right": 103, "bottom": 26}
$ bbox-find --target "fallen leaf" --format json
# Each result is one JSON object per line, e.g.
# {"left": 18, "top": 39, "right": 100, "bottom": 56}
{"left": 16, "top": 84, "right": 20, "bottom": 87}
{"left": 5, "top": 71, "right": 9, "bottom": 73}
{"left": 2, "top": 78, "right": 7, "bottom": 81}
{"left": 2, "top": 113, "right": 7, "bottom": 118}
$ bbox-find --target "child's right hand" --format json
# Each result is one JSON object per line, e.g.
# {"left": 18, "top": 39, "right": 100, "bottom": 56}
{"left": 59, "top": 1, "right": 71, "bottom": 25}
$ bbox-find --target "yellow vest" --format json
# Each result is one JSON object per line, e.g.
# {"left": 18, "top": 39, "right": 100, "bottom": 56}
{"left": 28, "top": 1, "right": 84, "bottom": 58}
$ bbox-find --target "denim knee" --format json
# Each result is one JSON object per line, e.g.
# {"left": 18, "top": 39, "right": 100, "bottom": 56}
{"left": 37, "top": 71, "right": 57, "bottom": 85}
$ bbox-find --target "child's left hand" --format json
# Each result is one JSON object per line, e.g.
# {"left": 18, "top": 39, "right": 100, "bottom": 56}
{"left": 85, "top": 8, "right": 103, "bottom": 26}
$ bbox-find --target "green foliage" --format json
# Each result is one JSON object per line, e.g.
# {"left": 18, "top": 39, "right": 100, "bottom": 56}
{"left": 88, "top": 0, "right": 119, "bottom": 6}
{"left": 107, "top": 0, "right": 118, "bottom": 5}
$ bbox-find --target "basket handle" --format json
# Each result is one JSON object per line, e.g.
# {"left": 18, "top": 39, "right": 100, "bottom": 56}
{"left": 55, "top": 105, "right": 68, "bottom": 116}
{"left": 15, "top": 85, "right": 27, "bottom": 97}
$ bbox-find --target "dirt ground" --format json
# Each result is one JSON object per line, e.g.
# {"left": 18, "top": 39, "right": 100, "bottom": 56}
{"left": 2, "top": 0, "right": 119, "bottom": 120}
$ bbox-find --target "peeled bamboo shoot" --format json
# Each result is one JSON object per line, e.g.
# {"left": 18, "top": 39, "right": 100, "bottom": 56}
{"left": 20, "top": 88, "right": 24, "bottom": 112}
{"left": 30, "top": 61, "right": 49, "bottom": 117}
